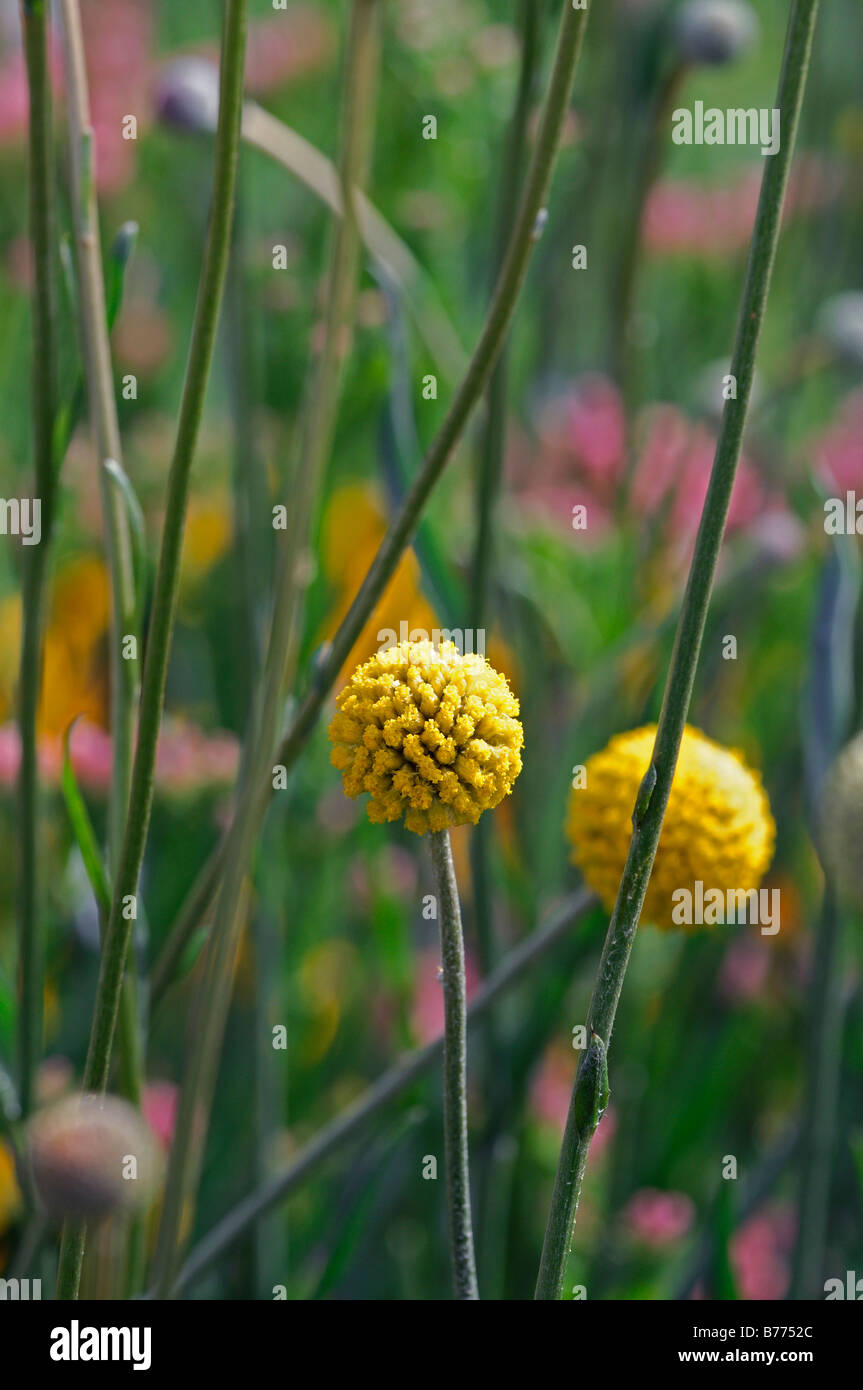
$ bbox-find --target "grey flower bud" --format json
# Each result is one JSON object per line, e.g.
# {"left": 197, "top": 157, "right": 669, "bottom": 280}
{"left": 817, "top": 292, "right": 863, "bottom": 369}
{"left": 156, "top": 58, "right": 221, "bottom": 135}
{"left": 26, "top": 1094, "right": 161, "bottom": 1223}
{"left": 673, "top": 1, "right": 758, "bottom": 66}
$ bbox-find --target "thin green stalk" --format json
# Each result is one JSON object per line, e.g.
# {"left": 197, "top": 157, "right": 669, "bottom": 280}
{"left": 60, "top": 0, "right": 142, "bottom": 1117}
{"left": 151, "top": 0, "right": 594, "bottom": 978}
{"left": 17, "top": 0, "right": 58, "bottom": 1123}
{"left": 55, "top": 0, "right": 248, "bottom": 1301}
{"left": 60, "top": 0, "right": 138, "bottom": 868}
{"left": 790, "top": 890, "right": 846, "bottom": 1298}
{"left": 468, "top": 0, "right": 541, "bottom": 1285}
{"left": 172, "top": 889, "right": 595, "bottom": 1296}
{"left": 430, "top": 828, "right": 479, "bottom": 1300}
{"left": 150, "top": 0, "right": 381, "bottom": 1299}
{"left": 535, "top": 0, "right": 821, "bottom": 1301}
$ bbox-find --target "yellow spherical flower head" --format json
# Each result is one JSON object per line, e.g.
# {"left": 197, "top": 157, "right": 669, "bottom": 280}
{"left": 329, "top": 639, "right": 523, "bottom": 834}
{"left": 566, "top": 724, "right": 775, "bottom": 929}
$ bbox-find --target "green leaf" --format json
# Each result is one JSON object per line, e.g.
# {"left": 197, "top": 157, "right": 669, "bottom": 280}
{"left": 105, "top": 220, "right": 139, "bottom": 327}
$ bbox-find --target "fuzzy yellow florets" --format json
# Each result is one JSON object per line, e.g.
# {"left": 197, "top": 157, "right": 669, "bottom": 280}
{"left": 329, "top": 639, "right": 523, "bottom": 834}
{"left": 566, "top": 724, "right": 775, "bottom": 929}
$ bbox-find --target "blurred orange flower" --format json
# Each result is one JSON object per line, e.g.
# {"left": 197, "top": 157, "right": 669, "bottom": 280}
{"left": 319, "top": 482, "right": 439, "bottom": 681}
{"left": 0, "top": 555, "right": 110, "bottom": 735}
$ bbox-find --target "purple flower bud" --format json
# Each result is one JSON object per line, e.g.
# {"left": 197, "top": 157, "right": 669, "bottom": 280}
{"left": 156, "top": 58, "right": 221, "bottom": 135}
{"left": 673, "top": 1, "right": 758, "bottom": 66}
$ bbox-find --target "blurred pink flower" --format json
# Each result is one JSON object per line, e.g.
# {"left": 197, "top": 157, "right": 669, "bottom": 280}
{"left": 623, "top": 1187, "right": 695, "bottom": 1249}
{"left": 81, "top": 0, "right": 154, "bottom": 193}
{"left": 0, "top": 718, "right": 239, "bottom": 797}
{"left": 143, "top": 1081, "right": 179, "bottom": 1151}
{"left": 563, "top": 374, "right": 627, "bottom": 488}
{"left": 511, "top": 376, "right": 625, "bottom": 532}
{"left": 632, "top": 404, "right": 767, "bottom": 542}
{"left": 411, "top": 947, "right": 480, "bottom": 1046}
{"left": 169, "top": 7, "right": 334, "bottom": 105}
{"left": 814, "top": 389, "right": 863, "bottom": 493}
{"left": 514, "top": 374, "right": 789, "bottom": 553}
{"left": 730, "top": 1203, "right": 795, "bottom": 1299}
{"left": 645, "top": 157, "right": 835, "bottom": 258}
{"left": 718, "top": 934, "right": 771, "bottom": 1005}
{"left": 243, "top": 9, "right": 334, "bottom": 94}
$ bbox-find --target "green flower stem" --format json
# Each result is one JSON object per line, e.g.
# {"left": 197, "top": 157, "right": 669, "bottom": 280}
{"left": 790, "top": 890, "right": 846, "bottom": 1298}
{"left": 430, "top": 828, "right": 479, "bottom": 1300}
{"left": 17, "top": 0, "right": 58, "bottom": 1123}
{"left": 153, "top": 0, "right": 593, "bottom": 978}
{"left": 54, "top": 0, "right": 248, "bottom": 1301}
{"left": 535, "top": 0, "right": 820, "bottom": 1302}
{"left": 60, "top": 0, "right": 141, "bottom": 1115}
{"left": 468, "top": 0, "right": 541, "bottom": 1286}
{"left": 149, "top": 0, "right": 381, "bottom": 1301}
{"left": 171, "top": 889, "right": 596, "bottom": 1296}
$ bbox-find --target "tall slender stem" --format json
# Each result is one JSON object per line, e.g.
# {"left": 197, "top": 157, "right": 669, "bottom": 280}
{"left": 172, "top": 888, "right": 593, "bottom": 1297}
{"left": 150, "top": 0, "right": 382, "bottom": 1299}
{"left": 59, "top": 0, "right": 142, "bottom": 1110}
{"left": 55, "top": 0, "right": 248, "bottom": 1301}
{"left": 468, "top": 0, "right": 541, "bottom": 1286}
{"left": 17, "top": 0, "right": 58, "bottom": 1122}
{"left": 535, "top": 0, "right": 821, "bottom": 1301}
{"left": 150, "top": 0, "right": 594, "bottom": 974}
{"left": 430, "top": 829, "right": 479, "bottom": 1300}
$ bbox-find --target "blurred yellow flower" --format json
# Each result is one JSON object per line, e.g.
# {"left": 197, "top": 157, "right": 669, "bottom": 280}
{"left": 181, "top": 492, "right": 232, "bottom": 587}
{"left": 320, "top": 482, "right": 439, "bottom": 680}
{"left": 0, "top": 555, "right": 110, "bottom": 734}
{"left": 567, "top": 724, "right": 775, "bottom": 929}
{"left": 330, "top": 638, "right": 523, "bottom": 834}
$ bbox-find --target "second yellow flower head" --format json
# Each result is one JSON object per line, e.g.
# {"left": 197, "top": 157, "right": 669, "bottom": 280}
{"left": 329, "top": 639, "right": 523, "bottom": 834}
{"left": 567, "top": 723, "right": 775, "bottom": 929}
